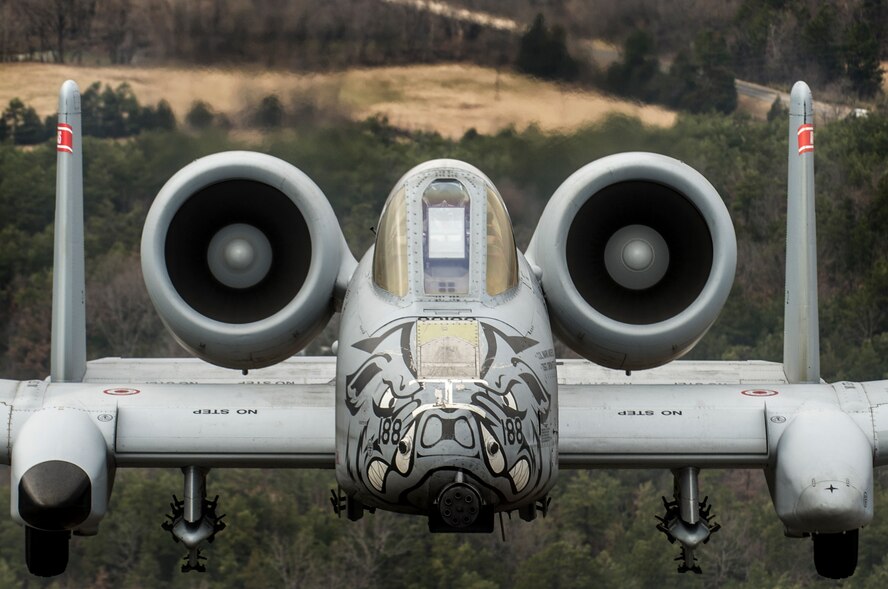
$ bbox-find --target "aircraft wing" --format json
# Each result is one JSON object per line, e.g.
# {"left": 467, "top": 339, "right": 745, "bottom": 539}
{"left": 3, "top": 357, "right": 336, "bottom": 469}
{"left": 556, "top": 359, "right": 880, "bottom": 469}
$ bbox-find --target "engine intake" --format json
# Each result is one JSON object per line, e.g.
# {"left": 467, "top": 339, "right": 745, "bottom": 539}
{"left": 527, "top": 153, "right": 736, "bottom": 370}
{"left": 164, "top": 179, "right": 310, "bottom": 324}
{"left": 570, "top": 180, "right": 713, "bottom": 325}
{"left": 142, "top": 151, "right": 355, "bottom": 369}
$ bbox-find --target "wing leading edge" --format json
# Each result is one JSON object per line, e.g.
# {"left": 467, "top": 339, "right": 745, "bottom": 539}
{"left": 2, "top": 358, "right": 336, "bottom": 469}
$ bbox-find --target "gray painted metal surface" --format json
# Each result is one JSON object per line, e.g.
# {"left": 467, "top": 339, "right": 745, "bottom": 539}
{"left": 83, "top": 357, "right": 337, "bottom": 385}
{"left": 556, "top": 359, "right": 788, "bottom": 385}
{"left": 50, "top": 81, "right": 86, "bottom": 383}
{"left": 784, "top": 81, "right": 821, "bottom": 384}
{"left": 525, "top": 152, "right": 737, "bottom": 370}
{"left": 141, "top": 151, "right": 356, "bottom": 369}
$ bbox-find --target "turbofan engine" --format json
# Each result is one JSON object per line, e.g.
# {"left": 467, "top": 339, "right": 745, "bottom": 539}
{"left": 141, "top": 151, "right": 356, "bottom": 369}
{"left": 526, "top": 152, "right": 736, "bottom": 370}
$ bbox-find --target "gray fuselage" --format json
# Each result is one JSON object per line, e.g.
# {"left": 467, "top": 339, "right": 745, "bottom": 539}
{"left": 333, "top": 161, "right": 558, "bottom": 516}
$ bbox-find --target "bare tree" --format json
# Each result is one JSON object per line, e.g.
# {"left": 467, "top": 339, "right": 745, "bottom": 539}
{"left": 0, "top": 0, "right": 10, "bottom": 60}
{"left": 87, "top": 250, "right": 182, "bottom": 358}
{"left": 18, "top": 0, "right": 98, "bottom": 63}
{"left": 268, "top": 532, "right": 317, "bottom": 589}
{"left": 5, "top": 273, "right": 52, "bottom": 380}
{"left": 94, "top": 0, "right": 138, "bottom": 64}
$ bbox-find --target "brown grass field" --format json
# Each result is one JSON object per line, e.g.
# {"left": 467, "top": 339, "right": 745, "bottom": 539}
{"left": 0, "top": 62, "right": 677, "bottom": 137}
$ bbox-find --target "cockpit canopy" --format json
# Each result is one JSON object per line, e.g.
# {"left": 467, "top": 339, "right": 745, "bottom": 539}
{"left": 372, "top": 162, "right": 518, "bottom": 299}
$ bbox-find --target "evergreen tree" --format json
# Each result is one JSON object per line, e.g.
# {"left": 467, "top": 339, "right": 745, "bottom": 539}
{"left": 605, "top": 29, "right": 661, "bottom": 103}
{"left": 802, "top": 4, "right": 843, "bottom": 84}
{"left": 691, "top": 31, "right": 737, "bottom": 114}
{"left": 1, "top": 99, "right": 50, "bottom": 145}
{"left": 140, "top": 100, "right": 177, "bottom": 131}
{"left": 185, "top": 101, "right": 216, "bottom": 129}
{"left": 515, "top": 13, "right": 578, "bottom": 82}
{"left": 253, "top": 95, "right": 285, "bottom": 129}
{"left": 80, "top": 82, "right": 149, "bottom": 138}
{"left": 844, "top": 20, "right": 884, "bottom": 98}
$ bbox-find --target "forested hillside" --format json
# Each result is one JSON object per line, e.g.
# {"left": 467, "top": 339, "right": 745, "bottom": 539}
{"left": 1, "top": 95, "right": 888, "bottom": 585}
{"left": 450, "top": 0, "right": 887, "bottom": 98}
{"left": 3, "top": 0, "right": 885, "bottom": 114}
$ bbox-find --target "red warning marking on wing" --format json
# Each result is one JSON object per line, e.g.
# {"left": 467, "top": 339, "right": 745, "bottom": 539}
{"left": 797, "top": 124, "right": 814, "bottom": 155}
{"left": 57, "top": 123, "right": 74, "bottom": 153}
{"left": 103, "top": 387, "right": 140, "bottom": 396}
{"left": 741, "top": 389, "right": 779, "bottom": 397}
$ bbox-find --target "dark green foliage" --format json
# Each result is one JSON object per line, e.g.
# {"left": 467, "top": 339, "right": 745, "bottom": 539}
{"left": 606, "top": 30, "right": 737, "bottom": 115}
{"left": 252, "top": 95, "right": 285, "bottom": 129}
{"left": 802, "top": 4, "right": 844, "bottom": 84}
{"left": 81, "top": 82, "right": 143, "bottom": 138}
{"left": 141, "top": 99, "right": 177, "bottom": 132}
{"left": 731, "top": 0, "right": 783, "bottom": 81}
{"left": 185, "top": 101, "right": 216, "bottom": 130}
{"left": 516, "top": 14, "right": 579, "bottom": 82}
{"left": 731, "top": 0, "right": 885, "bottom": 95}
{"left": 845, "top": 20, "right": 884, "bottom": 98}
{"left": 0, "top": 467, "right": 869, "bottom": 587}
{"left": 767, "top": 96, "right": 788, "bottom": 122}
{"left": 1, "top": 87, "right": 177, "bottom": 146}
{"left": 606, "top": 30, "right": 662, "bottom": 102}
{"left": 78, "top": 83, "right": 179, "bottom": 138}
{"left": 0, "top": 99, "right": 52, "bottom": 145}
{"left": 664, "top": 32, "right": 737, "bottom": 114}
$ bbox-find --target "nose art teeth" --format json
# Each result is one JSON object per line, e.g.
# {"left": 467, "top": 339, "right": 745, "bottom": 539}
{"left": 367, "top": 459, "right": 388, "bottom": 492}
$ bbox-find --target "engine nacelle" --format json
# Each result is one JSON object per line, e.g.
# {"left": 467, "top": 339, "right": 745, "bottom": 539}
{"left": 141, "top": 151, "right": 356, "bottom": 369}
{"left": 526, "top": 153, "right": 736, "bottom": 370}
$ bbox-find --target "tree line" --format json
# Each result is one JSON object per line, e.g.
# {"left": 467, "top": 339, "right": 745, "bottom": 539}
{"left": 2, "top": 1, "right": 883, "bottom": 118}
{"left": 515, "top": 3, "right": 883, "bottom": 115}
{"left": 0, "top": 83, "right": 327, "bottom": 145}
{"left": 0, "top": 0, "right": 514, "bottom": 70}
{"left": 513, "top": 14, "right": 737, "bottom": 114}
{"left": 452, "top": 0, "right": 886, "bottom": 99}
{"left": 0, "top": 82, "right": 175, "bottom": 145}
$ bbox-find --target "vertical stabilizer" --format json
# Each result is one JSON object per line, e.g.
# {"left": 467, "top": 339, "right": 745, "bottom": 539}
{"left": 783, "top": 81, "right": 820, "bottom": 384}
{"left": 50, "top": 80, "right": 86, "bottom": 383}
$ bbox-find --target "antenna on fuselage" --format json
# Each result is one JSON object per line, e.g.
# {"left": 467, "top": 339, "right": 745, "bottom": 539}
{"left": 50, "top": 80, "right": 87, "bottom": 383}
{"left": 783, "top": 81, "right": 820, "bottom": 384}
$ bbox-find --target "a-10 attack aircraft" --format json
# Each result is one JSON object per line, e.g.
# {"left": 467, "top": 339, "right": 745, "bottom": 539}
{"left": 1, "top": 80, "right": 883, "bottom": 580}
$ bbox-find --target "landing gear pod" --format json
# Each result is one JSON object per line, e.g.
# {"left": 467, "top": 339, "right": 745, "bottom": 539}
{"left": 769, "top": 408, "right": 873, "bottom": 579}
{"left": 526, "top": 153, "right": 736, "bottom": 370}
{"left": 141, "top": 152, "right": 356, "bottom": 369}
{"left": 11, "top": 408, "right": 112, "bottom": 577}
